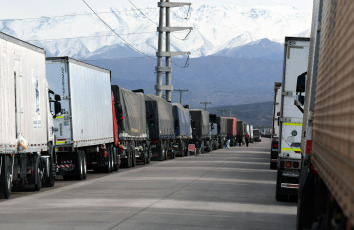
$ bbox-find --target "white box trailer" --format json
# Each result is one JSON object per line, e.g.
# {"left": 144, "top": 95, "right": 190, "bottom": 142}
{"left": 275, "top": 37, "right": 310, "bottom": 201}
{"left": 0, "top": 32, "right": 60, "bottom": 198}
{"left": 46, "top": 57, "right": 118, "bottom": 179}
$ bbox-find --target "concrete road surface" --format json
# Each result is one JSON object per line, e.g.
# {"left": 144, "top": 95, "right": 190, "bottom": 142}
{"left": 0, "top": 138, "right": 297, "bottom": 230}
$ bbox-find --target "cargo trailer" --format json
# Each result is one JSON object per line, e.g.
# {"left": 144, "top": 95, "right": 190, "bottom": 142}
{"left": 0, "top": 32, "right": 61, "bottom": 198}
{"left": 46, "top": 57, "right": 119, "bottom": 179}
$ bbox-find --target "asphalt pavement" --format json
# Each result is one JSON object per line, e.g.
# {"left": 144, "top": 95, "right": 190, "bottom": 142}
{"left": 0, "top": 138, "right": 297, "bottom": 230}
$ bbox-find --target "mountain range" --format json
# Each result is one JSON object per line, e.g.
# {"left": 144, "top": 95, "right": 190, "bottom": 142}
{"left": 0, "top": 4, "right": 311, "bottom": 107}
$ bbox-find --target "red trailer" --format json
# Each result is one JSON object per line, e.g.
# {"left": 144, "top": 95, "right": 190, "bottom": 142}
{"left": 225, "top": 117, "right": 237, "bottom": 147}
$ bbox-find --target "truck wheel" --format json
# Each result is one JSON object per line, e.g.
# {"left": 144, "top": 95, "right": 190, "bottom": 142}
{"left": 104, "top": 149, "right": 113, "bottom": 173}
{"left": 81, "top": 151, "right": 87, "bottom": 179}
{"left": 34, "top": 155, "right": 42, "bottom": 191}
{"left": 132, "top": 153, "right": 136, "bottom": 167}
{"left": 127, "top": 149, "right": 132, "bottom": 168}
{"left": 43, "top": 143, "right": 56, "bottom": 187}
{"left": 113, "top": 147, "right": 119, "bottom": 171}
{"left": 270, "top": 162, "right": 277, "bottom": 170}
{"left": 76, "top": 151, "right": 84, "bottom": 180}
{"left": 0, "top": 155, "right": 12, "bottom": 199}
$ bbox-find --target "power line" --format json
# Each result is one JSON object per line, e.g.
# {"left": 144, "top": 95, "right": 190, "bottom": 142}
{"left": 82, "top": 0, "right": 156, "bottom": 60}
{"left": 27, "top": 31, "right": 157, "bottom": 42}
{"left": 0, "top": 8, "right": 157, "bottom": 22}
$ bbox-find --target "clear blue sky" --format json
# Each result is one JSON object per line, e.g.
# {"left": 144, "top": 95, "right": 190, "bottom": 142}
{"left": 0, "top": 0, "right": 312, "bottom": 19}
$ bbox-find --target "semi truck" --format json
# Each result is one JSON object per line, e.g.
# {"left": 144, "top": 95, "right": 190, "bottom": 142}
{"left": 216, "top": 116, "right": 227, "bottom": 149}
{"left": 112, "top": 85, "right": 150, "bottom": 167}
{"left": 249, "top": 125, "right": 254, "bottom": 143}
{"left": 270, "top": 82, "right": 282, "bottom": 169}
{"left": 209, "top": 114, "right": 218, "bottom": 150}
{"left": 237, "top": 120, "right": 245, "bottom": 146}
{"left": 190, "top": 109, "right": 211, "bottom": 153}
{"left": 275, "top": 37, "right": 310, "bottom": 201}
{"left": 145, "top": 95, "right": 175, "bottom": 160}
{"left": 296, "top": 0, "right": 354, "bottom": 229}
{"left": 172, "top": 103, "right": 192, "bottom": 157}
{"left": 226, "top": 117, "right": 237, "bottom": 146}
{"left": 0, "top": 32, "right": 61, "bottom": 198}
{"left": 46, "top": 57, "right": 119, "bottom": 180}
{"left": 253, "top": 129, "right": 261, "bottom": 142}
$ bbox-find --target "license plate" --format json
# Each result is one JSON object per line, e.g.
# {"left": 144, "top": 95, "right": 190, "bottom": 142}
{"left": 151, "top": 145, "right": 156, "bottom": 148}
{"left": 282, "top": 170, "right": 299, "bottom": 178}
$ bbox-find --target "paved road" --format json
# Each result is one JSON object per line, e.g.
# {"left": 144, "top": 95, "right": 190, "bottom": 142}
{"left": 0, "top": 138, "right": 297, "bottom": 230}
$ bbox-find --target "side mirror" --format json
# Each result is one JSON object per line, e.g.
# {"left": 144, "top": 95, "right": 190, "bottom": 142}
{"left": 55, "top": 101, "right": 62, "bottom": 115}
{"left": 296, "top": 72, "right": 307, "bottom": 93}
{"left": 55, "top": 94, "right": 61, "bottom": 101}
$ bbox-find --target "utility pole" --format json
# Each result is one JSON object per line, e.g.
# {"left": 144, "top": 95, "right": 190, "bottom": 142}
{"left": 174, "top": 89, "right": 189, "bottom": 104}
{"left": 200, "top": 102, "right": 211, "bottom": 110}
{"left": 155, "top": 0, "right": 192, "bottom": 102}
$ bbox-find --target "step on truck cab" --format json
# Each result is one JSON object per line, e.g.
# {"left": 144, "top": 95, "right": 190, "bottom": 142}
{"left": 112, "top": 86, "right": 150, "bottom": 167}
{"left": 0, "top": 32, "right": 61, "bottom": 198}
{"left": 46, "top": 57, "right": 119, "bottom": 180}
{"left": 275, "top": 37, "right": 310, "bottom": 201}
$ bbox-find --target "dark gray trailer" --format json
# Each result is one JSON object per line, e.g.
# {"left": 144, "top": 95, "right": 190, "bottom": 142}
{"left": 190, "top": 109, "right": 211, "bottom": 153}
{"left": 209, "top": 114, "right": 218, "bottom": 150}
{"left": 112, "top": 85, "right": 151, "bottom": 167}
{"left": 145, "top": 95, "right": 175, "bottom": 160}
{"left": 237, "top": 120, "right": 245, "bottom": 146}
{"left": 217, "top": 116, "right": 227, "bottom": 149}
{"left": 172, "top": 104, "right": 192, "bottom": 157}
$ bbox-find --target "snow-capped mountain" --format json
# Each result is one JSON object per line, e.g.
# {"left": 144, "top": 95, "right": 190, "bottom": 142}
{"left": 0, "top": 4, "right": 311, "bottom": 59}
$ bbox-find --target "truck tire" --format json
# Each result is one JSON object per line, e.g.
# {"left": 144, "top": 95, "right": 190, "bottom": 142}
{"left": 127, "top": 148, "right": 133, "bottom": 168}
{"left": 76, "top": 151, "right": 84, "bottom": 180}
{"left": 132, "top": 153, "right": 136, "bottom": 167}
{"left": 0, "top": 155, "right": 12, "bottom": 199}
{"left": 270, "top": 161, "right": 277, "bottom": 170}
{"left": 43, "top": 143, "right": 56, "bottom": 187}
{"left": 104, "top": 149, "right": 113, "bottom": 173}
{"left": 34, "top": 155, "right": 42, "bottom": 191}
{"left": 81, "top": 151, "right": 87, "bottom": 179}
{"left": 113, "top": 147, "right": 119, "bottom": 171}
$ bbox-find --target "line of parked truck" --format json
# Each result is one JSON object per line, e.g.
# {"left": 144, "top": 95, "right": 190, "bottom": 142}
{"left": 271, "top": 1, "right": 354, "bottom": 229}
{"left": 0, "top": 31, "right": 260, "bottom": 199}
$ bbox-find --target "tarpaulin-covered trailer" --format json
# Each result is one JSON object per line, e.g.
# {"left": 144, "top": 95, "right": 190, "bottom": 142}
{"left": 145, "top": 95, "right": 174, "bottom": 160}
{"left": 112, "top": 85, "right": 150, "bottom": 166}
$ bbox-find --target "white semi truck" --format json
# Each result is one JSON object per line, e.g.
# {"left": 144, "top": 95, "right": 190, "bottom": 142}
{"left": 46, "top": 57, "right": 119, "bottom": 180}
{"left": 0, "top": 32, "right": 61, "bottom": 198}
{"left": 275, "top": 37, "right": 310, "bottom": 201}
{"left": 296, "top": 0, "right": 354, "bottom": 229}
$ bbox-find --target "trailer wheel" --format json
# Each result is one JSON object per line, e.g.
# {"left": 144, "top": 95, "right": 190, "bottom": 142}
{"left": 76, "top": 151, "right": 84, "bottom": 180}
{"left": 81, "top": 151, "right": 87, "bottom": 179}
{"left": 113, "top": 147, "right": 119, "bottom": 171}
{"left": 0, "top": 155, "right": 12, "bottom": 199}
{"left": 43, "top": 143, "right": 56, "bottom": 187}
{"left": 104, "top": 148, "right": 113, "bottom": 173}
{"left": 132, "top": 153, "right": 136, "bottom": 167}
{"left": 34, "top": 155, "right": 42, "bottom": 191}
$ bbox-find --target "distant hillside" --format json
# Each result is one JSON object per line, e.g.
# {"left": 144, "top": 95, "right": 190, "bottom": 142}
{"left": 206, "top": 101, "right": 273, "bottom": 129}
{"left": 87, "top": 56, "right": 282, "bottom": 107}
